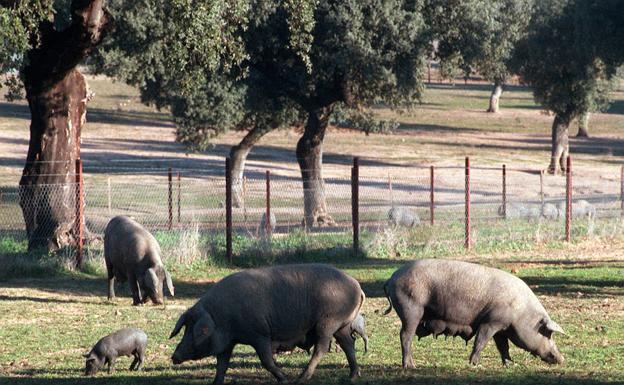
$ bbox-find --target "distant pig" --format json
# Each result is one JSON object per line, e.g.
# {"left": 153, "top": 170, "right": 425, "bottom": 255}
{"left": 388, "top": 206, "right": 420, "bottom": 227}
{"left": 384, "top": 259, "right": 565, "bottom": 368}
{"left": 258, "top": 212, "right": 277, "bottom": 237}
{"left": 104, "top": 215, "right": 174, "bottom": 305}
{"left": 83, "top": 328, "right": 147, "bottom": 375}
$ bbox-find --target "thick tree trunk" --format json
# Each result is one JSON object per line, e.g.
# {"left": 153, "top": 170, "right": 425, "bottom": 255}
{"left": 296, "top": 106, "right": 335, "bottom": 229}
{"left": 229, "top": 126, "right": 270, "bottom": 208}
{"left": 548, "top": 113, "right": 571, "bottom": 175}
{"left": 487, "top": 81, "right": 503, "bottom": 113}
{"left": 576, "top": 111, "right": 590, "bottom": 137}
{"left": 18, "top": 1, "right": 109, "bottom": 251}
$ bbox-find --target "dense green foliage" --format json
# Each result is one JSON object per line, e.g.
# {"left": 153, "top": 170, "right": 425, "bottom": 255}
{"left": 513, "top": 0, "right": 617, "bottom": 120}
{"left": 96, "top": 0, "right": 427, "bottom": 149}
{"left": 424, "top": 0, "right": 533, "bottom": 84}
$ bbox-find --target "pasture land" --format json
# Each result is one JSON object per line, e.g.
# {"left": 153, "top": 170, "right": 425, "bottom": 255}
{"left": 1, "top": 77, "right": 623, "bottom": 384}
{"left": 1, "top": 241, "right": 623, "bottom": 385}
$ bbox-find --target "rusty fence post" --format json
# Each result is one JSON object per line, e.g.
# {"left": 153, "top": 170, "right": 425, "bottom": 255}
{"left": 351, "top": 157, "right": 359, "bottom": 257}
{"left": 265, "top": 170, "right": 272, "bottom": 237}
{"left": 225, "top": 158, "right": 233, "bottom": 263}
{"left": 565, "top": 156, "right": 572, "bottom": 242}
{"left": 177, "top": 171, "right": 181, "bottom": 223}
{"left": 620, "top": 166, "right": 623, "bottom": 216}
{"left": 465, "top": 157, "right": 471, "bottom": 249}
{"left": 430, "top": 165, "right": 435, "bottom": 225}
{"left": 502, "top": 164, "right": 507, "bottom": 219}
{"left": 167, "top": 167, "right": 173, "bottom": 230}
{"left": 540, "top": 170, "right": 545, "bottom": 207}
{"left": 75, "top": 159, "right": 84, "bottom": 269}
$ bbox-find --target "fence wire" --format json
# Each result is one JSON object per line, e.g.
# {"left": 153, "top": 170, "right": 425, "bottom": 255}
{"left": 1, "top": 159, "right": 623, "bottom": 262}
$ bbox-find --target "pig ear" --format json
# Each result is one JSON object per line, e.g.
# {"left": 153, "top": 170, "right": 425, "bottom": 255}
{"left": 545, "top": 319, "right": 566, "bottom": 335}
{"left": 540, "top": 318, "right": 566, "bottom": 336}
{"left": 193, "top": 312, "right": 216, "bottom": 346}
{"left": 165, "top": 270, "right": 175, "bottom": 297}
{"left": 82, "top": 353, "right": 91, "bottom": 358}
{"left": 145, "top": 268, "right": 158, "bottom": 292}
{"left": 170, "top": 311, "right": 188, "bottom": 339}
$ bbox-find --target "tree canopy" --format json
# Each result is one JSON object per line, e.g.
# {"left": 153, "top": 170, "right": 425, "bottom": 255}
{"left": 424, "top": 0, "right": 534, "bottom": 112}
{"left": 97, "top": 0, "right": 428, "bottom": 226}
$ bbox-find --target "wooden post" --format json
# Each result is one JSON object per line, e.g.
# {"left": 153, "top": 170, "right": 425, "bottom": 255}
{"left": 540, "top": 170, "right": 545, "bottom": 207}
{"left": 168, "top": 167, "right": 173, "bottom": 230}
{"left": 429, "top": 165, "right": 435, "bottom": 225}
{"left": 75, "top": 159, "right": 84, "bottom": 269}
{"left": 428, "top": 62, "right": 431, "bottom": 84}
{"left": 177, "top": 171, "right": 181, "bottom": 223}
{"left": 265, "top": 170, "right": 272, "bottom": 237}
{"left": 620, "top": 166, "right": 623, "bottom": 216}
{"left": 565, "top": 156, "right": 572, "bottom": 242}
{"left": 107, "top": 177, "right": 111, "bottom": 215}
{"left": 502, "top": 164, "right": 507, "bottom": 219}
{"left": 351, "top": 157, "right": 360, "bottom": 257}
{"left": 225, "top": 158, "right": 233, "bottom": 263}
{"left": 465, "top": 157, "right": 471, "bottom": 249}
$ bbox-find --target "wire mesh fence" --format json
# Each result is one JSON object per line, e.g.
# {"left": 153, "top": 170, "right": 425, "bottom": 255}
{"left": 1, "top": 157, "right": 623, "bottom": 265}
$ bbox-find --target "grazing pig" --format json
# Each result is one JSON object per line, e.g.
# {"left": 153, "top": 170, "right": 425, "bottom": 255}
{"left": 169, "top": 264, "right": 365, "bottom": 385}
{"left": 541, "top": 203, "right": 560, "bottom": 220}
{"left": 388, "top": 206, "right": 420, "bottom": 227}
{"left": 104, "top": 215, "right": 174, "bottom": 305}
{"left": 383, "top": 259, "right": 564, "bottom": 368}
{"left": 83, "top": 328, "right": 147, "bottom": 375}
{"left": 557, "top": 200, "right": 596, "bottom": 219}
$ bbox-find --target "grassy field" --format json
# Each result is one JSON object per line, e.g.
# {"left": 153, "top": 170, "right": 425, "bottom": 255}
{"left": 1, "top": 239, "right": 623, "bottom": 385}
{"left": 1, "top": 77, "right": 624, "bottom": 384}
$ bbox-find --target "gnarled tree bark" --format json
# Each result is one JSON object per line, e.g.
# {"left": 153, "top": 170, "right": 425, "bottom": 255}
{"left": 19, "top": 0, "right": 109, "bottom": 251}
{"left": 548, "top": 113, "right": 571, "bottom": 175}
{"left": 296, "top": 106, "right": 336, "bottom": 229}
{"left": 229, "top": 126, "right": 271, "bottom": 208}
{"left": 486, "top": 81, "right": 503, "bottom": 113}
{"left": 576, "top": 111, "right": 590, "bottom": 138}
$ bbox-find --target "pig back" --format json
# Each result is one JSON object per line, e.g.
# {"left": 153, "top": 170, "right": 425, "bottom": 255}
{"left": 104, "top": 216, "right": 162, "bottom": 267}
{"left": 393, "top": 259, "right": 545, "bottom": 325}
{"left": 202, "top": 264, "right": 363, "bottom": 341}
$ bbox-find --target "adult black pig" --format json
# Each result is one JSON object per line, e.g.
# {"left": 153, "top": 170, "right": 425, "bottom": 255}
{"left": 104, "top": 215, "right": 174, "bottom": 305}
{"left": 170, "top": 264, "right": 365, "bottom": 385}
{"left": 383, "top": 259, "right": 564, "bottom": 368}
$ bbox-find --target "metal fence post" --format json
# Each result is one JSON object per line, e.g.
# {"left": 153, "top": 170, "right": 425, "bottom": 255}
{"left": 177, "top": 171, "right": 181, "bottom": 223}
{"left": 351, "top": 157, "right": 359, "bottom": 257}
{"left": 225, "top": 158, "right": 233, "bottom": 263}
{"left": 265, "top": 170, "right": 272, "bottom": 237}
{"left": 75, "top": 159, "right": 84, "bottom": 269}
{"left": 168, "top": 167, "right": 173, "bottom": 230}
{"left": 465, "top": 157, "right": 471, "bottom": 249}
{"left": 430, "top": 165, "right": 435, "bottom": 225}
{"left": 620, "top": 166, "right": 623, "bottom": 216}
{"left": 540, "top": 170, "right": 545, "bottom": 207}
{"left": 502, "top": 164, "right": 507, "bottom": 219}
{"left": 565, "top": 156, "right": 572, "bottom": 242}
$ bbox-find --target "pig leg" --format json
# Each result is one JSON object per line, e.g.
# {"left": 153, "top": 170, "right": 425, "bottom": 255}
{"left": 398, "top": 305, "right": 423, "bottom": 369}
{"left": 253, "top": 339, "right": 287, "bottom": 383}
{"left": 334, "top": 325, "right": 360, "bottom": 380}
{"left": 129, "top": 355, "right": 139, "bottom": 371}
{"left": 128, "top": 271, "right": 142, "bottom": 306}
{"left": 106, "top": 260, "right": 115, "bottom": 300}
{"left": 213, "top": 345, "right": 234, "bottom": 385}
{"left": 469, "top": 323, "right": 502, "bottom": 365}
{"left": 107, "top": 356, "right": 116, "bottom": 374}
{"left": 299, "top": 334, "right": 332, "bottom": 381}
{"left": 493, "top": 333, "right": 512, "bottom": 366}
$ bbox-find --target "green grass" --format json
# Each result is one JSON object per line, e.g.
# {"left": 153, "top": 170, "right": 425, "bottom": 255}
{"left": 1, "top": 251, "right": 622, "bottom": 385}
